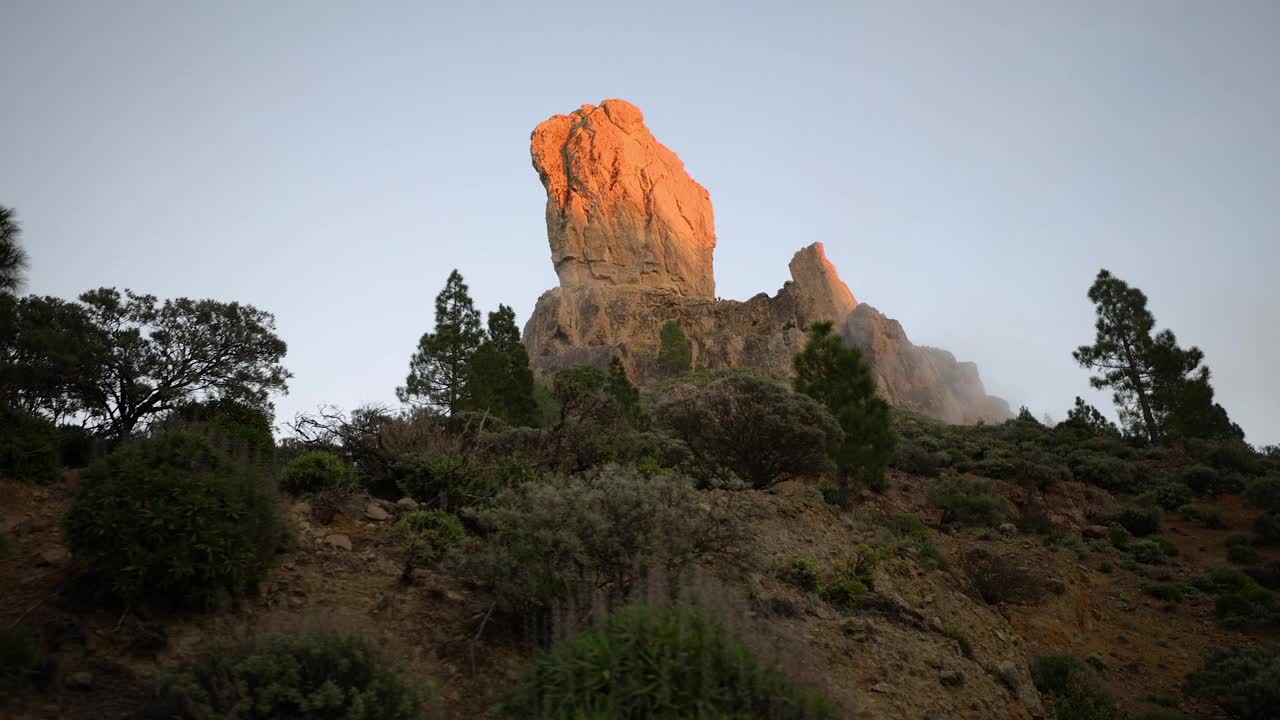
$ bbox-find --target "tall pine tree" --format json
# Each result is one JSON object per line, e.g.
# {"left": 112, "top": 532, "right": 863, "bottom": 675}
{"left": 793, "top": 321, "right": 895, "bottom": 503}
{"left": 467, "top": 304, "right": 539, "bottom": 426}
{"left": 398, "top": 270, "right": 483, "bottom": 416}
{"left": 1073, "top": 270, "right": 1163, "bottom": 442}
{"left": 0, "top": 206, "right": 28, "bottom": 295}
{"left": 1074, "top": 269, "right": 1240, "bottom": 442}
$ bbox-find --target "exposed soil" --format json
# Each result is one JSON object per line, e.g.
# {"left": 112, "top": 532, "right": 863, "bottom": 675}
{"left": 1, "top": 471, "right": 1274, "bottom": 719}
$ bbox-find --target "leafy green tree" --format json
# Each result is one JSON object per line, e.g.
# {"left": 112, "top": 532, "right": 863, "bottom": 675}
{"left": 605, "top": 356, "right": 646, "bottom": 430}
{"left": 656, "top": 320, "right": 691, "bottom": 375}
{"left": 0, "top": 206, "right": 28, "bottom": 295}
{"left": 1060, "top": 396, "right": 1120, "bottom": 437}
{"left": 1147, "top": 329, "right": 1243, "bottom": 440}
{"left": 793, "top": 321, "right": 895, "bottom": 501}
{"left": 466, "top": 304, "right": 539, "bottom": 426}
{"left": 397, "top": 270, "right": 483, "bottom": 416}
{"left": 1073, "top": 270, "right": 1163, "bottom": 441}
{"left": 76, "top": 288, "right": 290, "bottom": 439}
{"left": 1074, "top": 269, "right": 1240, "bottom": 443}
{"left": 0, "top": 295, "right": 99, "bottom": 421}
{"left": 655, "top": 374, "right": 842, "bottom": 488}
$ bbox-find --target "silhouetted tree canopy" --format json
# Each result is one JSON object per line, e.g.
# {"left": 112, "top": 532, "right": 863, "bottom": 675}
{"left": 398, "top": 270, "right": 483, "bottom": 416}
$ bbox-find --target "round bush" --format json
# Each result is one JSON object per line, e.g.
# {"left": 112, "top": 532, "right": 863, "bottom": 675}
{"left": 1244, "top": 476, "right": 1280, "bottom": 514}
{"left": 1142, "top": 482, "right": 1193, "bottom": 511}
{"left": 281, "top": 450, "right": 357, "bottom": 494}
{"left": 395, "top": 510, "right": 465, "bottom": 562}
{"left": 928, "top": 474, "right": 1009, "bottom": 527}
{"left": 1185, "top": 645, "right": 1280, "bottom": 720}
{"left": 0, "top": 404, "right": 60, "bottom": 484}
{"left": 501, "top": 605, "right": 836, "bottom": 719}
{"left": 172, "top": 398, "right": 275, "bottom": 460}
{"left": 152, "top": 629, "right": 434, "bottom": 719}
{"left": 1254, "top": 512, "right": 1280, "bottom": 545}
{"left": 63, "top": 432, "right": 284, "bottom": 608}
{"left": 1111, "top": 505, "right": 1163, "bottom": 537}
{"left": 655, "top": 375, "right": 843, "bottom": 489}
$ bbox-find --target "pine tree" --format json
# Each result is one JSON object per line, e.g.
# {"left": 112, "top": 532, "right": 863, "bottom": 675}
{"left": 0, "top": 206, "right": 29, "bottom": 295}
{"left": 656, "top": 321, "right": 691, "bottom": 376}
{"left": 1061, "top": 397, "right": 1120, "bottom": 436}
{"left": 1073, "top": 270, "right": 1162, "bottom": 441}
{"left": 1074, "top": 269, "right": 1240, "bottom": 442}
{"left": 793, "top": 321, "right": 895, "bottom": 503}
{"left": 605, "top": 356, "right": 646, "bottom": 430}
{"left": 467, "top": 304, "right": 539, "bottom": 426}
{"left": 397, "top": 270, "right": 483, "bottom": 416}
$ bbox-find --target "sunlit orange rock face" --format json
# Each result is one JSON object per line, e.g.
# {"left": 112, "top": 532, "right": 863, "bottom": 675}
{"left": 531, "top": 99, "right": 717, "bottom": 298}
{"left": 522, "top": 99, "right": 1011, "bottom": 425}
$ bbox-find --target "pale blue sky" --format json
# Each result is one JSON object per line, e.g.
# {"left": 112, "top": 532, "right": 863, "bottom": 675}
{"left": 2, "top": 1, "right": 1277, "bottom": 443}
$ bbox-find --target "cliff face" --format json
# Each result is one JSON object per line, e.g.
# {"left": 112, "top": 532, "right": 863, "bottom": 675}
{"left": 531, "top": 99, "right": 717, "bottom": 298}
{"left": 523, "top": 99, "right": 1010, "bottom": 424}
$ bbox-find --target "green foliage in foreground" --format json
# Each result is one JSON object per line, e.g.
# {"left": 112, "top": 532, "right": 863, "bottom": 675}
{"left": 0, "top": 403, "right": 60, "bottom": 483}
{"left": 63, "top": 432, "right": 284, "bottom": 608}
{"left": 152, "top": 630, "right": 435, "bottom": 719}
{"left": 1030, "top": 654, "right": 1124, "bottom": 720}
{"left": 281, "top": 450, "right": 357, "bottom": 494}
{"left": 500, "top": 605, "right": 837, "bottom": 720}
{"left": 793, "top": 321, "right": 895, "bottom": 498}
{"left": 1184, "top": 644, "right": 1280, "bottom": 720}
{"left": 0, "top": 624, "right": 43, "bottom": 690}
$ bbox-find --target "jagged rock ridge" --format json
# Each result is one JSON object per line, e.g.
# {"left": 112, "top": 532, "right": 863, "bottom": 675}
{"left": 523, "top": 99, "right": 1010, "bottom": 424}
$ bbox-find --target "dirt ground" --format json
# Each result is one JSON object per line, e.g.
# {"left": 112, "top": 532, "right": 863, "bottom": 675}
{"left": 2, "top": 472, "right": 1275, "bottom": 719}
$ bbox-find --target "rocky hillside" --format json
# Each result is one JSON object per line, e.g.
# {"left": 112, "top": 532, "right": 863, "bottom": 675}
{"left": 3, "top": 408, "right": 1277, "bottom": 720}
{"left": 523, "top": 99, "right": 1010, "bottom": 424}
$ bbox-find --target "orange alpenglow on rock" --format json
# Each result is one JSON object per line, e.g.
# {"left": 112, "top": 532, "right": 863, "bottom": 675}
{"left": 522, "top": 99, "right": 1012, "bottom": 425}
{"left": 530, "top": 99, "right": 717, "bottom": 299}
{"left": 786, "top": 242, "right": 857, "bottom": 329}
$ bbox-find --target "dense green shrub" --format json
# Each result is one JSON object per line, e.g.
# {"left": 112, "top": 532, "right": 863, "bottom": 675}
{"left": 1183, "top": 464, "right": 1231, "bottom": 496}
{"left": 928, "top": 474, "right": 1009, "bottom": 527}
{"left": 280, "top": 450, "right": 357, "bottom": 494}
{"left": 465, "top": 466, "right": 742, "bottom": 626}
{"left": 1140, "top": 582, "right": 1192, "bottom": 604}
{"left": 1129, "top": 537, "right": 1178, "bottom": 565}
{"left": 1111, "top": 505, "right": 1163, "bottom": 537}
{"left": 63, "top": 432, "right": 284, "bottom": 608}
{"left": 1255, "top": 512, "right": 1280, "bottom": 544}
{"left": 0, "top": 403, "right": 60, "bottom": 483}
{"left": 0, "top": 624, "right": 44, "bottom": 690}
{"left": 55, "top": 424, "right": 96, "bottom": 468}
{"left": 500, "top": 605, "right": 836, "bottom": 720}
{"left": 1069, "top": 452, "right": 1140, "bottom": 493}
{"left": 655, "top": 375, "right": 842, "bottom": 489}
{"left": 1141, "top": 482, "right": 1192, "bottom": 511}
{"left": 389, "top": 449, "right": 478, "bottom": 506}
{"left": 781, "top": 555, "right": 822, "bottom": 592}
{"left": 171, "top": 398, "right": 275, "bottom": 460}
{"left": 1244, "top": 476, "right": 1280, "bottom": 513}
{"left": 1030, "top": 654, "right": 1123, "bottom": 720}
{"left": 1228, "top": 543, "right": 1261, "bottom": 565}
{"left": 152, "top": 630, "right": 434, "bottom": 719}
{"left": 1179, "top": 504, "right": 1227, "bottom": 529}
{"left": 1193, "top": 567, "right": 1278, "bottom": 628}
{"left": 1184, "top": 644, "right": 1280, "bottom": 720}
{"left": 395, "top": 510, "right": 465, "bottom": 563}
{"left": 891, "top": 444, "right": 945, "bottom": 477}
{"left": 819, "top": 549, "right": 879, "bottom": 610}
